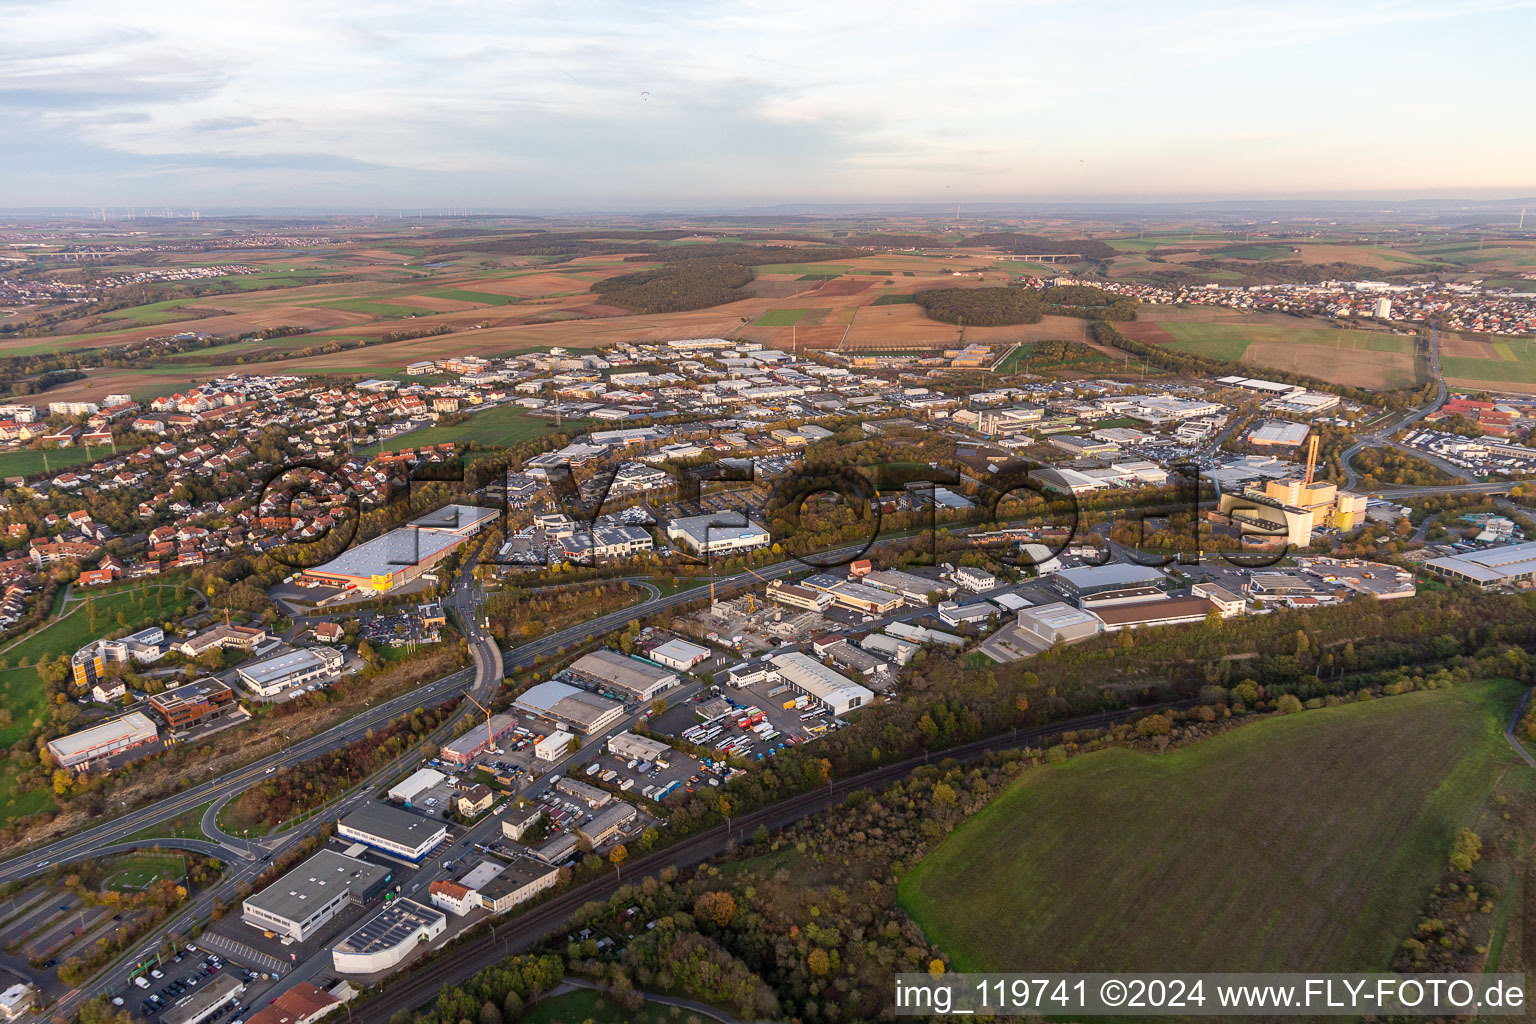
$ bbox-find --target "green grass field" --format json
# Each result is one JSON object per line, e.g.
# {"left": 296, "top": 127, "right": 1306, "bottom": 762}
{"left": 0, "top": 445, "right": 107, "bottom": 479}
{"left": 754, "top": 308, "right": 813, "bottom": 326}
{"left": 422, "top": 288, "right": 518, "bottom": 305}
{"left": 314, "top": 299, "right": 436, "bottom": 317}
{"left": 120, "top": 802, "right": 213, "bottom": 844}
{"left": 1443, "top": 339, "right": 1536, "bottom": 385}
{"left": 361, "top": 405, "right": 583, "bottom": 454}
{"left": 1159, "top": 321, "right": 1410, "bottom": 356}
{"left": 899, "top": 679, "right": 1520, "bottom": 973}
{"left": 0, "top": 583, "right": 199, "bottom": 749}
{"left": 103, "top": 852, "right": 187, "bottom": 890}
{"left": 872, "top": 293, "right": 915, "bottom": 305}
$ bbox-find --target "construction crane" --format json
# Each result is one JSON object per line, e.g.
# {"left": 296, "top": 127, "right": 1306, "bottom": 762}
{"left": 461, "top": 690, "right": 498, "bottom": 755}
{"left": 1303, "top": 433, "right": 1321, "bottom": 487}
{"left": 713, "top": 562, "right": 776, "bottom": 612}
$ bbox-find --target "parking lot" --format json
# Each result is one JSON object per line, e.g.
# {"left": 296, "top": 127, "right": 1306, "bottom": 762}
{"left": 128, "top": 947, "right": 261, "bottom": 1023}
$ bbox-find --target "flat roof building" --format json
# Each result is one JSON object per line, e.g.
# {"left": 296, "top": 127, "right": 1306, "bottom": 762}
{"left": 576, "top": 802, "right": 638, "bottom": 848}
{"left": 337, "top": 803, "right": 448, "bottom": 862}
{"left": 1248, "top": 420, "right": 1310, "bottom": 448}
{"left": 305, "top": 504, "right": 499, "bottom": 593}
{"left": 161, "top": 974, "right": 245, "bottom": 1024}
{"left": 237, "top": 647, "right": 344, "bottom": 697}
{"left": 388, "top": 768, "right": 446, "bottom": 805}
{"left": 47, "top": 711, "right": 158, "bottom": 771}
{"left": 1016, "top": 603, "right": 1103, "bottom": 646}
{"left": 512, "top": 680, "right": 625, "bottom": 734}
{"left": 149, "top": 678, "right": 236, "bottom": 732}
{"left": 1425, "top": 541, "right": 1536, "bottom": 589}
{"left": 665, "top": 512, "right": 770, "bottom": 555}
{"left": 1055, "top": 562, "right": 1167, "bottom": 599}
{"left": 769, "top": 652, "right": 873, "bottom": 716}
{"left": 608, "top": 730, "right": 671, "bottom": 763}
{"left": 475, "top": 856, "right": 561, "bottom": 915}
{"left": 1092, "top": 596, "right": 1217, "bottom": 632}
{"left": 647, "top": 638, "right": 710, "bottom": 671}
{"left": 567, "top": 649, "right": 677, "bottom": 701}
{"left": 331, "top": 898, "right": 445, "bottom": 975}
{"left": 438, "top": 712, "right": 518, "bottom": 765}
{"left": 242, "top": 850, "right": 393, "bottom": 942}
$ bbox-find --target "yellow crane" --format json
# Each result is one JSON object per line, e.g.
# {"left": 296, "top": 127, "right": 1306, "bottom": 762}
{"left": 462, "top": 690, "right": 497, "bottom": 755}
{"left": 713, "top": 562, "right": 776, "bottom": 612}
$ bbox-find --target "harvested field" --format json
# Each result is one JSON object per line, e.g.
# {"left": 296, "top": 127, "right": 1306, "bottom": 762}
{"left": 842, "top": 303, "right": 961, "bottom": 348}
{"left": 1243, "top": 340, "right": 1417, "bottom": 389}
{"left": 798, "top": 278, "right": 876, "bottom": 297}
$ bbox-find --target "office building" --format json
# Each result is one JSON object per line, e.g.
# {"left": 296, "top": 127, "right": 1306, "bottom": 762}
{"left": 47, "top": 712, "right": 158, "bottom": 771}
{"left": 242, "top": 850, "right": 393, "bottom": 942}
{"left": 331, "top": 899, "right": 445, "bottom": 974}
{"left": 337, "top": 803, "right": 448, "bottom": 862}
{"left": 237, "top": 647, "right": 345, "bottom": 697}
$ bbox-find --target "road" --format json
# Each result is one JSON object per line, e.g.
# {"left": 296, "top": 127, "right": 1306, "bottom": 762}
{"left": 345, "top": 699, "right": 1195, "bottom": 1024}
{"left": 1342, "top": 326, "right": 1451, "bottom": 492}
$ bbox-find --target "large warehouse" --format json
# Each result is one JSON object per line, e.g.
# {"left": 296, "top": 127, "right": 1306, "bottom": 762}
{"left": 242, "top": 849, "right": 393, "bottom": 942}
{"left": 665, "top": 512, "right": 770, "bottom": 555}
{"left": 513, "top": 680, "right": 626, "bottom": 734}
{"left": 1054, "top": 563, "right": 1168, "bottom": 600}
{"left": 769, "top": 652, "right": 873, "bottom": 716}
{"left": 303, "top": 504, "right": 499, "bottom": 593}
{"left": 237, "top": 647, "right": 345, "bottom": 697}
{"left": 1016, "top": 603, "right": 1103, "bottom": 646}
{"left": 337, "top": 803, "right": 448, "bottom": 862}
{"left": 47, "top": 712, "right": 158, "bottom": 771}
{"left": 567, "top": 649, "right": 677, "bottom": 701}
{"left": 331, "top": 898, "right": 445, "bottom": 975}
{"left": 438, "top": 712, "right": 518, "bottom": 765}
{"left": 608, "top": 730, "right": 672, "bottom": 763}
{"left": 1426, "top": 541, "right": 1536, "bottom": 589}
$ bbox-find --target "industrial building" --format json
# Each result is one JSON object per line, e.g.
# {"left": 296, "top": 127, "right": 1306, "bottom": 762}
{"left": 161, "top": 974, "right": 246, "bottom": 1024}
{"left": 331, "top": 898, "right": 445, "bottom": 975}
{"left": 148, "top": 678, "right": 236, "bottom": 732}
{"left": 1092, "top": 596, "right": 1218, "bottom": 632}
{"left": 388, "top": 768, "right": 446, "bottom": 805}
{"left": 608, "top": 730, "right": 671, "bottom": 763}
{"left": 337, "top": 803, "right": 448, "bottom": 862}
{"left": 473, "top": 856, "right": 561, "bottom": 914}
{"left": 576, "top": 802, "right": 638, "bottom": 847}
{"left": 769, "top": 652, "right": 874, "bottom": 716}
{"left": 304, "top": 504, "right": 499, "bottom": 593}
{"left": 647, "top": 638, "right": 710, "bottom": 671}
{"left": 862, "top": 568, "right": 952, "bottom": 604}
{"left": 1248, "top": 420, "right": 1310, "bottom": 448}
{"left": 1015, "top": 603, "right": 1103, "bottom": 646}
{"left": 47, "top": 711, "right": 158, "bottom": 771}
{"left": 552, "top": 776, "right": 611, "bottom": 808}
{"left": 237, "top": 647, "right": 345, "bottom": 697}
{"left": 567, "top": 649, "right": 677, "bottom": 701}
{"left": 1054, "top": 563, "right": 1167, "bottom": 600}
{"left": 665, "top": 512, "right": 770, "bottom": 555}
{"left": 1216, "top": 435, "right": 1367, "bottom": 542}
{"left": 241, "top": 850, "right": 393, "bottom": 942}
{"left": 513, "top": 680, "right": 626, "bottom": 734}
{"left": 1425, "top": 541, "right": 1536, "bottom": 589}
{"left": 825, "top": 581, "right": 905, "bottom": 615}
{"left": 765, "top": 580, "right": 832, "bottom": 613}
{"left": 438, "top": 712, "right": 518, "bottom": 765}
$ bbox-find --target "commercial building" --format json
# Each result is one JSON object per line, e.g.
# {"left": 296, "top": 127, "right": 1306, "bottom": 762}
{"left": 1425, "top": 541, "right": 1536, "bottom": 589}
{"left": 1015, "top": 603, "right": 1103, "bottom": 646}
{"left": 534, "top": 730, "right": 575, "bottom": 761}
{"left": 1092, "top": 596, "right": 1217, "bottom": 632}
{"left": 567, "top": 649, "right": 677, "bottom": 702}
{"left": 242, "top": 850, "right": 393, "bottom": 942}
{"left": 608, "top": 730, "right": 671, "bottom": 763}
{"left": 161, "top": 974, "right": 246, "bottom": 1024}
{"left": 769, "top": 652, "right": 873, "bottom": 716}
{"left": 765, "top": 580, "right": 831, "bottom": 613}
{"left": 438, "top": 712, "right": 518, "bottom": 765}
{"left": 862, "top": 569, "right": 952, "bottom": 604}
{"left": 174, "top": 622, "right": 267, "bottom": 658}
{"left": 474, "top": 856, "right": 561, "bottom": 914}
{"left": 561, "top": 525, "right": 653, "bottom": 564}
{"left": 304, "top": 504, "right": 499, "bottom": 593}
{"left": 576, "top": 802, "right": 638, "bottom": 847}
{"left": 665, "top": 512, "right": 770, "bottom": 555}
{"left": 1054, "top": 563, "right": 1167, "bottom": 600}
{"left": 647, "top": 638, "right": 710, "bottom": 671}
{"left": 426, "top": 880, "right": 476, "bottom": 917}
{"left": 513, "top": 680, "right": 626, "bottom": 735}
{"left": 237, "top": 647, "right": 345, "bottom": 697}
{"left": 826, "top": 582, "right": 905, "bottom": 615}
{"left": 47, "top": 711, "right": 158, "bottom": 771}
{"left": 1248, "top": 420, "right": 1310, "bottom": 448}
{"left": 148, "top": 678, "right": 236, "bottom": 732}
{"left": 0, "top": 984, "right": 37, "bottom": 1022}
{"left": 388, "top": 768, "right": 446, "bottom": 806}
{"left": 552, "top": 776, "right": 611, "bottom": 808}
{"left": 331, "top": 898, "right": 445, "bottom": 975}
{"left": 936, "top": 600, "right": 1000, "bottom": 628}
{"left": 1192, "top": 582, "right": 1246, "bottom": 617}
{"left": 337, "top": 803, "right": 448, "bottom": 862}
{"left": 501, "top": 804, "right": 544, "bottom": 842}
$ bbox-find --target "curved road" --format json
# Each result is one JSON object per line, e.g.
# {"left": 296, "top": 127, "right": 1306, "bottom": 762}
{"left": 1342, "top": 326, "right": 1451, "bottom": 492}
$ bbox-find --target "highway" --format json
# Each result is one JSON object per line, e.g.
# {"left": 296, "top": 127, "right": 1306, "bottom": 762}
{"left": 1342, "top": 326, "right": 1452, "bottom": 492}
{"left": 345, "top": 699, "right": 1197, "bottom": 1024}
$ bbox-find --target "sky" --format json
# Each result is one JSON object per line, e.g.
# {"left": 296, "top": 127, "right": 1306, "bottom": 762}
{"left": 5, "top": 0, "right": 1536, "bottom": 209}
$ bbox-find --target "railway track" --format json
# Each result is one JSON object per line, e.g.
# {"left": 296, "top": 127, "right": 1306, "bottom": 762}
{"left": 351, "top": 698, "right": 1193, "bottom": 1023}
